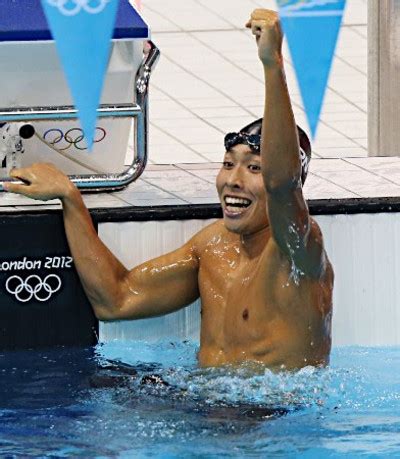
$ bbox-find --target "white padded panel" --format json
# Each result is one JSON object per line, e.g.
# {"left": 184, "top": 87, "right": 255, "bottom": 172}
{"left": 99, "top": 213, "right": 400, "bottom": 346}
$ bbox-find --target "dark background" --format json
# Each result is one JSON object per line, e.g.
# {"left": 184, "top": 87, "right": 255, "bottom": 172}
{"left": 0, "top": 212, "right": 98, "bottom": 350}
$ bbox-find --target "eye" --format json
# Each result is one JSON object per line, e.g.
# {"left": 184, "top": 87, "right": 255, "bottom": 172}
{"left": 248, "top": 164, "right": 261, "bottom": 172}
{"left": 223, "top": 161, "right": 234, "bottom": 169}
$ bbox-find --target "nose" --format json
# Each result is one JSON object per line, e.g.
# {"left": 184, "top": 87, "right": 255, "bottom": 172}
{"left": 226, "top": 165, "right": 244, "bottom": 189}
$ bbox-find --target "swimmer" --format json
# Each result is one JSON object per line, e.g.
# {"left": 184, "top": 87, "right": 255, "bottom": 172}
{"left": 4, "top": 9, "right": 333, "bottom": 371}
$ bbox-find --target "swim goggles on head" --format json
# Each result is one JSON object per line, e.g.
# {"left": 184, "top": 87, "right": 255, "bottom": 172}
{"left": 224, "top": 132, "right": 261, "bottom": 153}
{"left": 224, "top": 132, "right": 310, "bottom": 179}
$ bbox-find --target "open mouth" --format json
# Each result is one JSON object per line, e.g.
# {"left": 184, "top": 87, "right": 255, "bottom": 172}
{"left": 223, "top": 196, "right": 252, "bottom": 215}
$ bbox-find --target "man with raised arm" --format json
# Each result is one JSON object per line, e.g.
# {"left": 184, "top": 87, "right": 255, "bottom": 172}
{"left": 4, "top": 10, "right": 333, "bottom": 370}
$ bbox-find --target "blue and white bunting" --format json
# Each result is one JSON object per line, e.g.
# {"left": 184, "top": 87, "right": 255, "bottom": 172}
{"left": 40, "top": 0, "right": 119, "bottom": 150}
{"left": 276, "top": 0, "right": 346, "bottom": 138}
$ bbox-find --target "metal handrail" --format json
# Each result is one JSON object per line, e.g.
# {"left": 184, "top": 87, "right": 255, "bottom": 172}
{"left": 0, "top": 40, "right": 160, "bottom": 192}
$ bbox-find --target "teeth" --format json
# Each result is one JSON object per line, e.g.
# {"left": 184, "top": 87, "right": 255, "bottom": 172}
{"left": 224, "top": 197, "right": 251, "bottom": 206}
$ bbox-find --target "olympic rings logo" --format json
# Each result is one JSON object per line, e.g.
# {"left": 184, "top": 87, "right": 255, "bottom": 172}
{"left": 6, "top": 274, "right": 62, "bottom": 303}
{"left": 43, "top": 127, "right": 106, "bottom": 151}
{"left": 46, "top": 0, "right": 110, "bottom": 16}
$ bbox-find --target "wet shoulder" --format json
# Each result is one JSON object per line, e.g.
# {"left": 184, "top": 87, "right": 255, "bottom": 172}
{"left": 191, "top": 220, "right": 235, "bottom": 256}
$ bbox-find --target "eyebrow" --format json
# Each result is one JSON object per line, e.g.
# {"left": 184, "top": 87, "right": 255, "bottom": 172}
{"left": 224, "top": 149, "right": 260, "bottom": 158}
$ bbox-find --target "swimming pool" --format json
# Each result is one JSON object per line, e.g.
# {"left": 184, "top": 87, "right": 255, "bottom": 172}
{"left": 0, "top": 341, "right": 398, "bottom": 457}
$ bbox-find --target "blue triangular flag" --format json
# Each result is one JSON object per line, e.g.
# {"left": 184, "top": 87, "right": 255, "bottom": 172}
{"left": 277, "top": 0, "right": 346, "bottom": 138}
{"left": 41, "top": 0, "right": 119, "bottom": 150}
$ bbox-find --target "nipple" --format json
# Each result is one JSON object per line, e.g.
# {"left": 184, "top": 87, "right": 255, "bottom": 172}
{"left": 242, "top": 309, "right": 249, "bottom": 321}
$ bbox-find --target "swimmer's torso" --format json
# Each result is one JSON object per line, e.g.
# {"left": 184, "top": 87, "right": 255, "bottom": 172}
{"left": 195, "top": 220, "right": 333, "bottom": 370}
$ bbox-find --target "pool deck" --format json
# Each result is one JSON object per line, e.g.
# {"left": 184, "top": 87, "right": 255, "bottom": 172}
{"left": 1, "top": 157, "right": 400, "bottom": 219}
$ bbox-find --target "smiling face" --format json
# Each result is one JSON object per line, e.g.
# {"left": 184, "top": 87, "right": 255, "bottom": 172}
{"left": 216, "top": 144, "right": 269, "bottom": 236}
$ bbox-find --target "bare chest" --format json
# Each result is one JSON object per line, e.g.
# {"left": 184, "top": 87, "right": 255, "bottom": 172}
{"left": 197, "top": 241, "right": 326, "bottom": 349}
{"left": 198, "top": 247, "right": 275, "bottom": 343}
{"left": 195, "top": 227, "right": 332, "bottom": 367}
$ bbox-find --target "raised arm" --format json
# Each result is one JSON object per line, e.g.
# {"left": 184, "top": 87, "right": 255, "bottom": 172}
{"left": 4, "top": 164, "right": 200, "bottom": 320}
{"left": 247, "top": 9, "right": 327, "bottom": 278}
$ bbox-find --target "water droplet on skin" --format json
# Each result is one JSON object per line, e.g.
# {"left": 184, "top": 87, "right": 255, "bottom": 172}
{"left": 310, "top": 341, "right": 314, "bottom": 347}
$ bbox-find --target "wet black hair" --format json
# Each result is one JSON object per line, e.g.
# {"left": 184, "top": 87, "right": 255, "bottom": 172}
{"left": 225, "top": 118, "right": 312, "bottom": 185}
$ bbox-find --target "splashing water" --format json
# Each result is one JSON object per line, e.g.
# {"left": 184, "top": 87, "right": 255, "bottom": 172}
{"left": 96, "top": 340, "right": 400, "bottom": 413}
{"left": 0, "top": 342, "right": 399, "bottom": 457}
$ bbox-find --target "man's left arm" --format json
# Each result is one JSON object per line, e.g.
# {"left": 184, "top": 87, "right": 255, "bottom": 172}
{"left": 247, "top": 9, "right": 327, "bottom": 278}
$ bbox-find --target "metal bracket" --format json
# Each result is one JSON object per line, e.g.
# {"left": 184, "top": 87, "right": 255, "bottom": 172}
{"left": 0, "top": 41, "right": 160, "bottom": 192}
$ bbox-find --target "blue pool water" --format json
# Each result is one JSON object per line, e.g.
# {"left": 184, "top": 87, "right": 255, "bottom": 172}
{"left": 0, "top": 341, "right": 399, "bottom": 457}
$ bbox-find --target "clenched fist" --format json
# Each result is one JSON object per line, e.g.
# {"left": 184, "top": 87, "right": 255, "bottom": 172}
{"left": 246, "top": 9, "right": 283, "bottom": 67}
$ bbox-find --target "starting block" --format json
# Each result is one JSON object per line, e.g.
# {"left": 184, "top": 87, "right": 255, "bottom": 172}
{"left": 0, "top": 0, "right": 159, "bottom": 191}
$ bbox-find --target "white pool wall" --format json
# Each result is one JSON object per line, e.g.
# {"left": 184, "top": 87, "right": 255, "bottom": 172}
{"left": 99, "top": 213, "right": 400, "bottom": 346}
